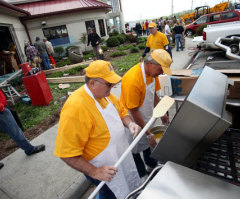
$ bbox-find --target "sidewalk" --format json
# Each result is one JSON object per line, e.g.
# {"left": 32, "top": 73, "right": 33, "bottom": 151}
{"left": 0, "top": 37, "right": 197, "bottom": 199}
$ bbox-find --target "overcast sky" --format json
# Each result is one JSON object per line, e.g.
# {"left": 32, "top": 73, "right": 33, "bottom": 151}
{"left": 121, "top": 0, "right": 233, "bottom": 22}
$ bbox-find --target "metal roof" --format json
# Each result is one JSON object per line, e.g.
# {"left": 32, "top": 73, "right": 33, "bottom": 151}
{"left": 16, "top": 0, "right": 111, "bottom": 19}
{"left": 0, "top": 0, "right": 30, "bottom": 17}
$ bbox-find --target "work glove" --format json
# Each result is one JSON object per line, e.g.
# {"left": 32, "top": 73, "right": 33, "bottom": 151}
{"left": 128, "top": 122, "right": 141, "bottom": 138}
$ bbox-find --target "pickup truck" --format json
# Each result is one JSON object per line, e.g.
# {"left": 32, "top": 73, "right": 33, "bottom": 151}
{"left": 201, "top": 21, "right": 240, "bottom": 51}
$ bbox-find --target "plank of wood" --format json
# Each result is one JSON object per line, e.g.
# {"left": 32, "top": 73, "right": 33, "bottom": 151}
{"left": 44, "top": 60, "right": 92, "bottom": 75}
{"left": 46, "top": 76, "right": 85, "bottom": 84}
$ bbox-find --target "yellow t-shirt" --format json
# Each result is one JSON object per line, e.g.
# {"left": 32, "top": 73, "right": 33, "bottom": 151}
{"left": 54, "top": 85, "right": 128, "bottom": 161}
{"left": 146, "top": 31, "right": 169, "bottom": 51}
{"left": 120, "top": 63, "right": 161, "bottom": 109}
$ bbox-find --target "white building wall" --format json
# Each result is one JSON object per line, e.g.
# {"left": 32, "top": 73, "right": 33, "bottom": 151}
{"left": 0, "top": 13, "right": 29, "bottom": 62}
{"left": 25, "top": 10, "right": 109, "bottom": 51}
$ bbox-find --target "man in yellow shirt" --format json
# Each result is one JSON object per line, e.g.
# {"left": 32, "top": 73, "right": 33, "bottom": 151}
{"left": 54, "top": 60, "right": 141, "bottom": 199}
{"left": 139, "top": 22, "right": 171, "bottom": 61}
{"left": 121, "top": 49, "right": 172, "bottom": 179}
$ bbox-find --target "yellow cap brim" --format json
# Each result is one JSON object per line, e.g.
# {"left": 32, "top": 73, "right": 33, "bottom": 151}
{"left": 102, "top": 72, "right": 122, "bottom": 84}
{"left": 162, "top": 66, "right": 172, "bottom": 76}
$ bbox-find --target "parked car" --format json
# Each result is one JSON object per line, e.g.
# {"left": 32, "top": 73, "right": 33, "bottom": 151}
{"left": 201, "top": 21, "right": 240, "bottom": 50}
{"left": 185, "top": 10, "right": 240, "bottom": 36}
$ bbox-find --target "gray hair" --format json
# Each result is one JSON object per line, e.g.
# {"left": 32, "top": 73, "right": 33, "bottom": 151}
{"left": 144, "top": 54, "right": 159, "bottom": 65}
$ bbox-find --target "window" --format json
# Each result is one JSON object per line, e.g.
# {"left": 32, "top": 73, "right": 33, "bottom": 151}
{"left": 209, "top": 14, "right": 220, "bottom": 22}
{"left": 98, "top": 19, "right": 106, "bottom": 37}
{"left": 85, "top": 20, "right": 96, "bottom": 33}
{"left": 42, "top": 25, "right": 69, "bottom": 46}
{"left": 195, "top": 16, "right": 207, "bottom": 24}
{"left": 221, "top": 12, "right": 238, "bottom": 20}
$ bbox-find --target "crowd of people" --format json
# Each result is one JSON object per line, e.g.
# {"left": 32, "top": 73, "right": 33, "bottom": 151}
{"left": 134, "top": 16, "right": 186, "bottom": 52}
{"left": 24, "top": 37, "right": 56, "bottom": 70}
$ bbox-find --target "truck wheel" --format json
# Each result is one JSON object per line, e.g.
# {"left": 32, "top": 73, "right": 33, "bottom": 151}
{"left": 185, "top": 29, "right": 194, "bottom": 37}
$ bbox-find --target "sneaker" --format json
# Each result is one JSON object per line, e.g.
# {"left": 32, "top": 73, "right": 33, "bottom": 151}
{"left": 27, "top": 144, "right": 45, "bottom": 156}
{"left": 0, "top": 162, "right": 4, "bottom": 170}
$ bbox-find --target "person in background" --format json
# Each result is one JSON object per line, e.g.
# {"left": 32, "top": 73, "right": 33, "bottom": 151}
{"left": 34, "top": 37, "right": 52, "bottom": 70}
{"left": 0, "top": 89, "right": 46, "bottom": 170}
{"left": 145, "top": 20, "right": 149, "bottom": 36}
{"left": 121, "top": 49, "right": 172, "bottom": 180}
{"left": 24, "top": 41, "right": 40, "bottom": 68}
{"left": 142, "top": 22, "right": 146, "bottom": 35}
{"left": 179, "top": 18, "right": 186, "bottom": 47}
{"left": 173, "top": 20, "right": 185, "bottom": 51}
{"left": 139, "top": 22, "right": 170, "bottom": 62}
{"left": 87, "top": 27, "right": 101, "bottom": 59}
{"left": 165, "top": 21, "right": 172, "bottom": 44}
{"left": 43, "top": 38, "right": 56, "bottom": 68}
{"left": 54, "top": 60, "right": 141, "bottom": 199}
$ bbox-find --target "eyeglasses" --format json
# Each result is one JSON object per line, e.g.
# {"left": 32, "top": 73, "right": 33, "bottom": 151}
{"left": 94, "top": 79, "right": 114, "bottom": 88}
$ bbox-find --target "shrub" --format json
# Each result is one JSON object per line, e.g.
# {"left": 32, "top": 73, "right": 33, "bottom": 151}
{"left": 100, "top": 38, "right": 106, "bottom": 44}
{"left": 126, "top": 34, "right": 137, "bottom": 43}
{"left": 130, "top": 46, "right": 139, "bottom": 53}
{"left": 101, "top": 46, "right": 109, "bottom": 52}
{"left": 116, "top": 34, "right": 126, "bottom": 44}
{"left": 109, "top": 29, "right": 119, "bottom": 37}
{"left": 110, "top": 51, "right": 127, "bottom": 57}
{"left": 83, "top": 50, "right": 93, "bottom": 55}
{"left": 106, "top": 36, "right": 120, "bottom": 47}
{"left": 54, "top": 46, "right": 64, "bottom": 57}
{"left": 65, "top": 45, "right": 77, "bottom": 56}
{"left": 196, "top": 24, "right": 208, "bottom": 36}
{"left": 137, "top": 43, "right": 146, "bottom": 50}
{"left": 117, "top": 45, "right": 132, "bottom": 51}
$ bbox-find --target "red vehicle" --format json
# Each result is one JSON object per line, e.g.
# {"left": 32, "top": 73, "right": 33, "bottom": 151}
{"left": 185, "top": 10, "right": 240, "bottom": 36}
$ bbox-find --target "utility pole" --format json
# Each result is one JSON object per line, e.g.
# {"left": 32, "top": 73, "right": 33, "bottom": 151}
{"left": 191, "top": 0, "right": 194, "bottom": 11}
{"left": 172, "top": 0, "right": 174, "bottom": 16}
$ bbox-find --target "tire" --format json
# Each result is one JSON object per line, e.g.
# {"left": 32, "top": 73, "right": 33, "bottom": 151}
{"left": 185, "top": 29, "right": 194, "bottom": 37}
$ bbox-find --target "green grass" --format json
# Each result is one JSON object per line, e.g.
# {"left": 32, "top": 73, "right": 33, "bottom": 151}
{"left": 0, "top": 82, "right": 83, "bottom": 141}
{"left": 47, "top": 65, "right": 87, "bottom": 78}
{"left": 110, "top": 51, "right": 127, "bottom": 57}
{"left": 111, "top": 52, "right": 142, "bottom": 73}
{"left": 56, "top": 58, "right": 71, "bottom": 68}
{"left": 117, "top": 45, "right": 132, "bottom": 51}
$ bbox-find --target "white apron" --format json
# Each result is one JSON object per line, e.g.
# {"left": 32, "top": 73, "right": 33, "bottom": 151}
{"left": 126, "top": 62, "right": 155, "bottom": 154}
{"left": 84, "top": 85, "right": 141, "bottom": 199}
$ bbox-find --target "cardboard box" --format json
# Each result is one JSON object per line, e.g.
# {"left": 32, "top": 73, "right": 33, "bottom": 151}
{"left": 228, "top": 77, "right": 240, "bottom": 99}
{"left": 171, "top": 76, "right": 198, "bottom": 96}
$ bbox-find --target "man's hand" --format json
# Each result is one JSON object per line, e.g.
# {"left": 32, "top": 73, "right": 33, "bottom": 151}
{"left": 161, "top": 114, "right": 169, "bottom": 125}
{"left": 96, "top": 41, "right": 99, "bottom": 45}
{"left": 139, "top": 56, "right": 143, "bottom": 62}
{"left": 90, "top": 166, "right": 118, "bottom": 182}
{"left": 128, "top": 122, "right": 141, "bottom": 138}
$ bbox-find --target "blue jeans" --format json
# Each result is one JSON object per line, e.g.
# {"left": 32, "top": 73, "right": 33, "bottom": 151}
{"left": 175, "top": 34, "right": 184, "bottom": 51}
{"left": 85, "top": 175, "right": 116, "bottom": 199}
{"left": 40, "top": 54, "right": 52, "bottom": 70}
{"left": 146, "top": 28, "right": 150, "bottom": 35}
{"left": 0, "top": 107, "right": 34, "bottom": 155}
{"left": 133, "top": 147, "right": 157, "bottom": 177}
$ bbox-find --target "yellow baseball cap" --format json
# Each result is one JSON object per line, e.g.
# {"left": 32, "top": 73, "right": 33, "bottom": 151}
{"left": 85, "top": 60, "right": 122, "bottom": 83}
{"left": 151, "top": 49, "right": 172, "bottom": 75}
{"left": 149, "top": 22, "right": 157, "bottom": 28}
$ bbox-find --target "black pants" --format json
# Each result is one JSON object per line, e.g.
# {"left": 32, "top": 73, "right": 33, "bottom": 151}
{"left": 85, "top": 175, "right": 116, "bottom": 199}
{"left": 132, "top": 147, "right": 157, "bottom": 177}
